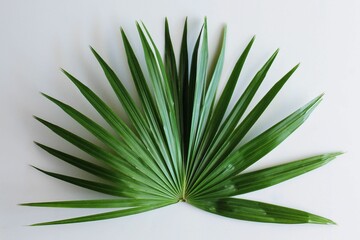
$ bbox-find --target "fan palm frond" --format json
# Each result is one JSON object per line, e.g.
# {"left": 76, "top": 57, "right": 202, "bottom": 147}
{"left": 22, "top": 18, "right": 341, "bottom": 225}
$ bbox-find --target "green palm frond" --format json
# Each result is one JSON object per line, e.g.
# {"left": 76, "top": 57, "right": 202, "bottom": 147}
{"left": 23, "top": 18, "right": 341, "bottom": 225}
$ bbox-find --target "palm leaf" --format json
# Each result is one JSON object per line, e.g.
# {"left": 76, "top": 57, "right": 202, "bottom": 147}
{"left": 24, "top": 18, "right": 340, "bottom": 225}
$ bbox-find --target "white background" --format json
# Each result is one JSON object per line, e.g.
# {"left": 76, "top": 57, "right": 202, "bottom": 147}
{"left": 1, "top": 0, "right": 359, "bottom": 239}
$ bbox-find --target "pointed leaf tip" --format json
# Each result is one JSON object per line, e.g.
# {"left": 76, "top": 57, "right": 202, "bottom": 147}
{"left": 39, "top": 92, "right": 48, "bottom": 98}
{"left": 308, "top": 214, "right": 336, "bottom": 225}
{"left": 324, "top": 152, "right": 343, "bottom": 163}
{"left": 274, "top": 48, "right": 280, "bottom": 55}
{"left": 30, "top": 165, "right": 41, "bottom": 171}
{"left": 329, "top": 151, "right": 344, "bottom": 157}
{"left": 293, "top": 63, "right": 300, "bottom": 70}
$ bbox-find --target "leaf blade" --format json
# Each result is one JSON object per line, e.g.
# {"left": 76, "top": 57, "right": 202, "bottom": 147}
{"left": 30, "top": 201, "right": 174, "bottom": 226}
{"left": 21, "top": 198, "right": 169, "bottom": 208}
{"left": 190, "top": 198, "right": 335, "bottom": 224}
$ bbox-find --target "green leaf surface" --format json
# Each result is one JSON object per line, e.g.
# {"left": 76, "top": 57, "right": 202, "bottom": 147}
{"left": 178, "top": 18, "right": 189, "bottom": 157}
{"left": 22, "top": 198, "right": 169, "bottom": 208}
{"left": 190, "top": 198, "right": 334, "bottom": 224}
{"left": 185, "top": 24, "right": 203, "bottom": 162}
{"left": 187, "top": 36, "right": 255, "bottom": 189}
{"left": 164, "top": 18, "right": 180, "bottom": 127}
{"left": 187, "top": 26, "right": 226, "bottom": 182}
{"left": 137, "top": 23, "right": 182, "bottom": 193}
{"left": 187, "top": 18, "right": 209, "bottom": 170}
